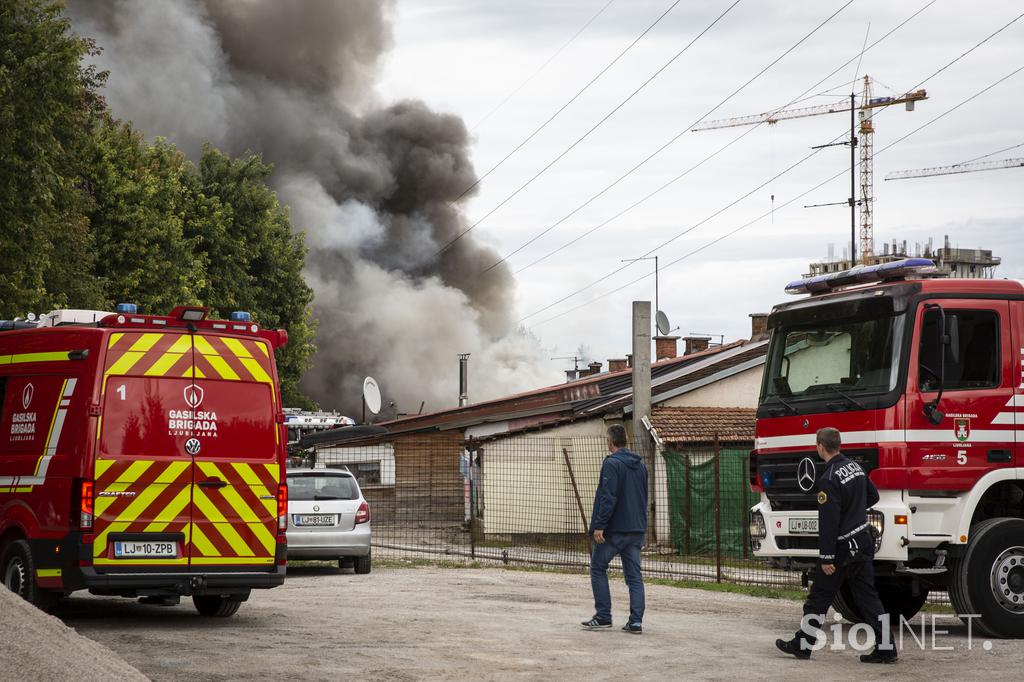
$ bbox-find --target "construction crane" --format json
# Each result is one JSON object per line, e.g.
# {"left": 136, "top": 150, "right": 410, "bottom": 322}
{"left": 693, "top": 75, "right": 927, "bottom": 264}
{"left": 885, "top": 157, "right": 1024, "bottom": 180}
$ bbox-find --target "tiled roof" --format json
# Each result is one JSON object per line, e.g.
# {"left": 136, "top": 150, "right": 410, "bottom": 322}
{"left": 651, "top": 406, "right": 756, "bottom": 444}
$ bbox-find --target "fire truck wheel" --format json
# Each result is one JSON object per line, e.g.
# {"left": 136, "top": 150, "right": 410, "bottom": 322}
{"left": 192, "top": 595, "right": 244, "bottom": 617}
{"left": 832, "top": 577, "right": 928, "bottom": 623}
{"left": 1, "top": 540, "right": 61, "bottom": 612}
{"left": 953, "top": 517, "right": 1024, "bottom": 638}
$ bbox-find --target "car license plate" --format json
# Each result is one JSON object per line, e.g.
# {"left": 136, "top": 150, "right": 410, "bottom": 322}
{"left": 114, "top": 541, "right": 176, "bottom": 558}
{"left": 789, "top": 518, "right": 819, "bottom": 534}
{"left": 296, "top": 514, "right": 335, "bottom": 526}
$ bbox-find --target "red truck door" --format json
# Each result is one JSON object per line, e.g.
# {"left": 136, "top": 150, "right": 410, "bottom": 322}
{"left": 1012, "top": 300, "right": 1023, "bottom": 470}
{"left": 906, "top": 299, "right": 1016, "bottom": 490}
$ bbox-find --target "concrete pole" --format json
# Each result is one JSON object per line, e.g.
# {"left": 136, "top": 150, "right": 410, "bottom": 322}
{"left": 631, "top": 301, "right": 655, "bottom": 543}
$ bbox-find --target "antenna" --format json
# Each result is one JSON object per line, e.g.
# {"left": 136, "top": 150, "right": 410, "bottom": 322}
{"left": 656, "top": 310, "right": 671, "bottom": 336}
{"left": 362, "top": 376, "right": 382, "bottom": 423}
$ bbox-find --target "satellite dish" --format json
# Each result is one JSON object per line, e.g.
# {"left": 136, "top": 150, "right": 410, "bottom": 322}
{"left": 362, "top": 377, "right": 382, "bottom": 415}
{"left": 656, "top": 310, "right": 671, "bottom": 336}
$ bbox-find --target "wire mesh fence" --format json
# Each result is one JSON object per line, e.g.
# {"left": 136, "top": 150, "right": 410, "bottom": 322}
{"left": 310, "top": 434, "right": 800, "bottom": 588}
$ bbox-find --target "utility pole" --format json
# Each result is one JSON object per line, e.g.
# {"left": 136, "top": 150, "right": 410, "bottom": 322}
{"left": 631, "top": 301, "right": 654, "bottom": 544}
{"left": 849, "top": 92, "right": 857, "bottom": 265}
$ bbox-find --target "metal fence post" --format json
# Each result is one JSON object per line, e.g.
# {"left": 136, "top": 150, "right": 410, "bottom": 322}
{"left": 714, "top": 434, "right": 722, "bottom": 583}
{"left": 684, "top": 452, "right": 691, "bottom": 556}
{"left": 742, "top": 450, "right": 749, "bottom": 560}
{"left": 468, "top": 438, "right": 476, "bottom": 560}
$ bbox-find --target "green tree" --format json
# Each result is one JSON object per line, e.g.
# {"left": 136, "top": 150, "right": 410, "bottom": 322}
{"left": 0, "top": 0, "right": 105, "bottom": 317}
{"left": 188, "top": 147, "right": 317, "bottom": 408}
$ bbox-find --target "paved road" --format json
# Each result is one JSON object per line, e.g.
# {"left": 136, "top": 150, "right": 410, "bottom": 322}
{"left": 61, "top": 566, "right": 1018, "bottom": 681}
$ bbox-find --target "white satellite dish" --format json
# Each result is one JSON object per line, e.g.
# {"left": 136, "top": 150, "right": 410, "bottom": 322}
{"left": 362, "top": 376, "right": 382, "bottom": 415}
{"left": 656, "top": 310, "right": 671, "bottom": 336}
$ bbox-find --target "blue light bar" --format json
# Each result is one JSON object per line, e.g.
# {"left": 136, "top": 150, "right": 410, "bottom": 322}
{"left": 229, "top": 311, "right": 252, "bottom": 322}
{"left": 785, "top": 258, "right": 937, "bottom": 296}
{"left": 115, "top": 303, "right": 138, "bottom": 314}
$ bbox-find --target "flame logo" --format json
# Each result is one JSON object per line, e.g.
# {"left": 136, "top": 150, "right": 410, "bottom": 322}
{"left": 22, "top": 383, "right": 34, "bottom": 410}
{"left": 183, "top": 385, "right": 204, "bottom": 409}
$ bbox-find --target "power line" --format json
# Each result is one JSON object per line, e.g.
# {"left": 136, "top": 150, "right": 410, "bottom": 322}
{"left": 529, "top": 63, "right": 1024, "bottom": 328}
{"left": 509, "top": 0, "right": 935, "bottom": 276}
{"left": 482, "top": 0, "right": 854, "bottom": 273}
{"left": 955, "top": 141, "right": 1024, "bottom": 166}
{"left": 435, "top": 0, "right": 686, "bottom": 255}
{"left": 472, "top": 0, "right": 617, "bottom": 131}
{"left": 520, "top": 10, "right": 1023, "bottom": 326}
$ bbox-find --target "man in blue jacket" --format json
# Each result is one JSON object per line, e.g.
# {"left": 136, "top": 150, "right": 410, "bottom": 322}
{"left": 582, "top": 424, "right": 648, "bottom": 634}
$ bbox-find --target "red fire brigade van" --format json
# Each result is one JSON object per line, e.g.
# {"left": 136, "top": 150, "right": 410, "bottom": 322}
{"left": 749, "top": 259, "right": 1024, "bottom": 637}
{"left": 0, "top": 304, "right": 289, "bottom": 616}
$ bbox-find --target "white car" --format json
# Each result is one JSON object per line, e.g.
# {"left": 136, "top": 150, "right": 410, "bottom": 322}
{"left": 286, "top": 468, "right": 372, "bottom": 573}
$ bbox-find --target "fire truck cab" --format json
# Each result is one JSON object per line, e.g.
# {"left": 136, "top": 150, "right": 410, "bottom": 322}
{"left": 749, "top": 259, "right": 1024, "bottom": 638}
{"left": 0, "top": 305, "right": 289, "bottom": 616}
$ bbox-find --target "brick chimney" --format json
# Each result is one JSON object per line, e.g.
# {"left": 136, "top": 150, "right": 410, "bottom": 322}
{"left": 608, "top": 358, "right": 629, "bottom": 373}
{"left": 588, "top": 361, "right": 602, "bottom": 375}
{"left": 749, "top": 313, "right": 769, "bottom": 341}
{"left": 683, "top": 336, "right": 710, "bottom": 355}
{"left": 653, "top": 335, "right": 679, "bottom": 361}
{"left": 626, "top": 354, "right": 633, "bottom": 368}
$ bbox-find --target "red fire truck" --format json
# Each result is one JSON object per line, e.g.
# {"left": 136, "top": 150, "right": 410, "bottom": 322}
{"left": 749, "top": 259, "right": 1024, "bottom": 638}
{"left": 0, "top": 304, "right": 289, "bottom": 616}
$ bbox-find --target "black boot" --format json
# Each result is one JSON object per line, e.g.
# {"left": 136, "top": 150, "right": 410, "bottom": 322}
{"left": 859, "top": 646, "right": 898, "bottom": 664}
{"left": 775, "top": 638, "right": 811, "bottom": 660}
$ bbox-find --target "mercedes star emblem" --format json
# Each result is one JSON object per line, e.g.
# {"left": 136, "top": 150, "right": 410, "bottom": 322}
{"left": 797, "top": 457, "right": 817, "bottom": 493}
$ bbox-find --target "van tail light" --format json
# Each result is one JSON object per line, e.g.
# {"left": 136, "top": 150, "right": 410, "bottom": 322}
{"left": 277, "top": 484, "right": 288, "bottom": 531}
{"left": 355, "top": 501, "right": 370, "bottom": 525}
{"left": 80, "top": 481, "right": 94, "bottom": 530}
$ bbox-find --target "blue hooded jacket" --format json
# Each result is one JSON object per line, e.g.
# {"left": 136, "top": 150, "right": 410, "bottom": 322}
{"left": 589, "top": 448, "right": 648, "bottom": 534}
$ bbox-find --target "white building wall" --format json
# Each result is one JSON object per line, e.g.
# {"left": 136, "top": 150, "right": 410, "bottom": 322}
{"left": 661, "top": 366, "right": 763, "bottom": 408}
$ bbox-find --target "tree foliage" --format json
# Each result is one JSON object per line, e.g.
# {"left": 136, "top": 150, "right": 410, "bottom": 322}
{"left": 0, "top": 0, "right": 317, "bottom": 406}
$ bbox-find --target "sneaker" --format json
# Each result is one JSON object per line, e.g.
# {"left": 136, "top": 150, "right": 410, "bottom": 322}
{"left": 775, "top": 638, "right": 811, "bottom": 660}
{"left": 860, "top": 647, "right": 898, "bottom": 664}
{"left": 622, "top": 622, "right": 642, "bottom": 635}
{"left": 581, "top": 616, "right": 612, "bottom": 629}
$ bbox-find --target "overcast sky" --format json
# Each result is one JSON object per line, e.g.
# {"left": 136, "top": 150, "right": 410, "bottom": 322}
{"left": 376, "top": 0, "right": 1023, "bottom": 370}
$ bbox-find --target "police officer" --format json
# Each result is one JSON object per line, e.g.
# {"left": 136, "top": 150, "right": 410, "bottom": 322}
{"left": 776, "top": 427, "right": 897, "bottom": 664}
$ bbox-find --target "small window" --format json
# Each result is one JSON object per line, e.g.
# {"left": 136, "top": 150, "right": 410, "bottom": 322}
{"left": 919, "top": 309, "right": 1000, "bottom": 391}
{"left": 330, "top": 461, "right": 381, "bottom": 487}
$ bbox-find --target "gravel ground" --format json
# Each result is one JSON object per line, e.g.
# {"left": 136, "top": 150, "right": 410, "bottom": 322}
{"left": 58, "top": 565, "right": 1021, "bottom": 681}
{"left": 0, "top": 587, "right": 147, "bottom": 682}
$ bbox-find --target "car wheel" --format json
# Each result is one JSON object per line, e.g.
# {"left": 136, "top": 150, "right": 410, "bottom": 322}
{"left": 953, "top": 518, "right": 1024, "bottom": 638}
{"left": 2, "top": 540, "right": 61, "bottom": 612}
{"left": 192, "top": 595, "right": 244, "bottom": 617}
{"left": 355, "top": 552, "right": 371, "bottom": 575}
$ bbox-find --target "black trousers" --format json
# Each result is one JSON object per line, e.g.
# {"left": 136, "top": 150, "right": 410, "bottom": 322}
{"left": 794, "top": 558, "right": 893, "bottom": 652}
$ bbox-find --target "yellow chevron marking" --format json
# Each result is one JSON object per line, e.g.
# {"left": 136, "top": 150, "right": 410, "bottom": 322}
{"left": 235, "top": 463, "right": 274, "bottom": 512}
{"left": 193, "top": 335, "right": 240, "bottom": 380}
{"left": 156, "top": 461, "right": 191, "bottom": 484}
{"left": 181, "top": 366, "right": 208, "bottom": 379}
{"left": 94, "top": 520, "right": 131, "bottom": 557}
{"left": 108, "top": 333, "right": 124, "bottom": 349}
{"left": 105, "top": 333, "right": 163, "bottom": 376}
{"left": 144, "top": 336, "right": 192, "bottom": 376}
{"left": 221, "top": 337, "right": 253, "bottom": 358}
{"left": 255, "top": 342, "right": 270, "bottom": 358}
{"left": 189, "top": 524, "right": 219, "bottom": 557}
{"left": 116, "top": 460, "right": 154, "bottom": 484}
{"left": 192, "top": 488, "right": 255, "bottom": 556}
{"left": 222, "top": 338, "right": 272, "bottom": 384}
{"left": 38, "top": 380, "right": 68, "bottom": 471}
{"left": 209, "top": 475, "right": 276, "bottom": 553}
{"left": 36, "top": 569, "right": 61, "bottom": 578}
{"left": 94, "top": 458, "right": 116, "bottom": 479}
{"left": 142, "top": 486, "right": 193, "bottom": 533}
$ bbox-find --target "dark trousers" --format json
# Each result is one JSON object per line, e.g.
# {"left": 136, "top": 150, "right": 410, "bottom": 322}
{"left": 795, "top": 559, "right": 893, "bottom": 652}
{"left": 590, "top": 532, "right": 645, "bottom": 624}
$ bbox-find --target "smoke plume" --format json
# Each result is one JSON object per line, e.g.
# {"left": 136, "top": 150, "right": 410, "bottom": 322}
{"left": 67, "top": 0, "right": 555, "bottom": 414}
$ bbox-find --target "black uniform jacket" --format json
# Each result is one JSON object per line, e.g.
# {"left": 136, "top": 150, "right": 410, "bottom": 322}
{"left": 815, "top": 453, "right": 879, "bottom": 564}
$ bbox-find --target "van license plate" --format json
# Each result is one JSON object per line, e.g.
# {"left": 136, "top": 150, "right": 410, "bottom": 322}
{"left": 789, "top": 518, "right": 818, "bottom": 534}
{"left": 114, "top": 541, "right": 176, "bottom": 558}
{"left": 296, "top": 515, "right": 335, "bottom": 526}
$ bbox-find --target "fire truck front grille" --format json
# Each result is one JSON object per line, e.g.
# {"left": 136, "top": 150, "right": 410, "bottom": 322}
{"left": 758, "top": 448, "right": 878, "bottom": 511}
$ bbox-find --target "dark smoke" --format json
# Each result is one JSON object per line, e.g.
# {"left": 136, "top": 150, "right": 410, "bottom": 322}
{"left": 67, "top": 0, "right": 553, "bottom": 413}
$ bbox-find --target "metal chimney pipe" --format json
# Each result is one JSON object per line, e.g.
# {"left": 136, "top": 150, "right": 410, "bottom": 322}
{"left": 458, "top": 353, "right": 470, "bottom": 407}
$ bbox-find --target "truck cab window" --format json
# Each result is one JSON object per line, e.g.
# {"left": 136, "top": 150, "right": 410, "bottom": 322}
{"left": 919, "top": 309, "right": 999, "bottom": 391}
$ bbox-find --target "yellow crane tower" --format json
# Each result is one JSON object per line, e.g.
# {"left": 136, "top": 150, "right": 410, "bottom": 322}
{"left": 693, "top": 75, "right": 927, "bottom": 264}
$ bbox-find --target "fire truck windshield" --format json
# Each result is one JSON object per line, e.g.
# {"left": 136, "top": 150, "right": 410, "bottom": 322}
{"left": 762, "top": 298, "right": 906, "bottom": 407}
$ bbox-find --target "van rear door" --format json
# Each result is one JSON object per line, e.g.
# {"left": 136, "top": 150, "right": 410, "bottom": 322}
{"left": 184, "top": 333, "right": 280, "bottom": 570}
